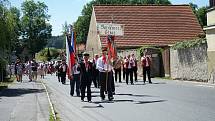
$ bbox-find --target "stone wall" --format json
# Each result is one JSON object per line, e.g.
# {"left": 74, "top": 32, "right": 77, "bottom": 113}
{"left": 170, "top": 44, "right": 208, "bottom": 81}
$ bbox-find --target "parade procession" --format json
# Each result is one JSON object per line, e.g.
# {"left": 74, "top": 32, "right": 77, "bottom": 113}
{"left": 1, "top": 0, "right": 215, "bottom": 121}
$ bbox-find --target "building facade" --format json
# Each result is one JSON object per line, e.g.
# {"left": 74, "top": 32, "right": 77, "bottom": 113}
{"left": 204, "top": 1, "right": 215, "bottom": 83}
{"left": 87, "top": 5, "right": 203, "bottom": 76}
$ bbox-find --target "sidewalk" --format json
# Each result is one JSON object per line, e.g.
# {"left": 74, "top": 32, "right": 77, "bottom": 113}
{"left": 0, "top": 76, "right": 49, "bottom": 121}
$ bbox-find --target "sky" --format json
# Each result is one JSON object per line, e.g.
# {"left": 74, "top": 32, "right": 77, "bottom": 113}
{"left": 10, "top": 0, "right": 209, "bottom": 36}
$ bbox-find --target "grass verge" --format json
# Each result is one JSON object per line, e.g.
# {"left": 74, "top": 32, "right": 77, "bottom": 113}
{"left": 49, "top": 105, "right": 60, "bottom": 121}
{"left": 0, "top": 76, "right": 16, "bottom": 91}
{"left": 155, "top": 76, "right": 172, "bottom": 80}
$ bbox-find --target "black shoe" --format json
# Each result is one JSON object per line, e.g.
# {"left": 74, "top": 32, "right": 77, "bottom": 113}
{"left": 149, "top": 82, "right": 152, "bottom": 84}
{"left": 101, "top": 98, "right": 105, "bottom": 101}
{"left": 81, "top": 99, "right": 84, "bottom": 102}
{"left": 109, "top": 97, "right": 114, "bottom": 101}
{"left": 88, "top": 100, "right": 92, "bottom": 103}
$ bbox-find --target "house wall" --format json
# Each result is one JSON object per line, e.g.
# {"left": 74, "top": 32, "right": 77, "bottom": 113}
{"left": 86, "top": 9, "right": 102, "bottom": 57}
{"left": 207, "top": 8, "right": 215, "bottom": 26}
{"left": 170, "top": 44, "right": 208, "bottom": 81}
{"left": 118, "top": 48, "right": 163, "bottom": 77}
{"left": 206, "top": 8, "right": 215, "bottom": 83}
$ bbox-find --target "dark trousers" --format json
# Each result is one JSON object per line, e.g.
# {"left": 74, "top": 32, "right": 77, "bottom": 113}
{"left": 80, "top": 80, "right": 92, "bottom": 101}
{"left": 111, "top": 72, "right": 115, "bottom": 93}
{"left": 126, "top": 68, "right": 133, "bottom": 84}
{"left": 123, "top": 67, "right": 126, "bottom": 80}
{"left": 61, "top": 72, "right": 66, "bottom": 84}
{"left": 143, "top": 66, "right": 151, "bottom": 83}
{"left": 99, "top": 72, "right": 113, "bottom": 100}
{"left": 114, "top": 68, "right": 121, "bottom": 82}
{"left": 57, "top": 72, "right": 61, "bottom": 82}
{"left": 70, "top": 74, "right": 80, "bottom": 96}
{"left": 92, "top": 70, "right": 99, "bottom": 88}
{"left": 133, "top": 66, "right": 137, "bottom": 82}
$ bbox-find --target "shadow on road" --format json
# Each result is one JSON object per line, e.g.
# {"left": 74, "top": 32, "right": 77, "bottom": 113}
{"left": 116, "top": 93, "right": 156, "bottom": 97}
{"left": 152, "top": 82, "right": 167, "bottom": 84}
{"left": 135, "top": 100, "right": 166, "bottom": 104}
{"left": 82, "top": 104, "right": 104, "bottom": 108}
{"left": 113, "top": 99, "right": 134, "bottom": 102}
{"left": 0, "top": 88, "right": 45, "bottom": 97}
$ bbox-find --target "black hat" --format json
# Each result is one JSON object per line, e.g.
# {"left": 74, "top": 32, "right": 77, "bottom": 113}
{"left": 83, "top": 52, "right": 90, "bottom": 56}
{"left": 102, "top": 47, "right": 107, "bottom": 52}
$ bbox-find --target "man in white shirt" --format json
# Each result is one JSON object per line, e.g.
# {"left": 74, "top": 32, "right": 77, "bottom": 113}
{"left": 92, "top": 54, "right": 99, "bottom": 88}
{"left": 125, "top": 55, "right": 134, "bottom": 85}
{"left": 141, "top": 49, "right": 152, "bottom": 84}
{"left": 131, "top": 54, "right": 138, "bottom": 82}
{"left": 97, "top": 48, "right": 114, "bottom": 101}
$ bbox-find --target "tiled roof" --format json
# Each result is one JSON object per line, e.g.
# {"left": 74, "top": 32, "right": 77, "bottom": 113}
{"left": 93, "top": 5, "right": 204, "bottom": 48}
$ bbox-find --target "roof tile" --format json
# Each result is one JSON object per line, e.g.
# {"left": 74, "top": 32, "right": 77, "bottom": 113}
{"left": 93, "top": 5, "right": 204, "bottom": 48}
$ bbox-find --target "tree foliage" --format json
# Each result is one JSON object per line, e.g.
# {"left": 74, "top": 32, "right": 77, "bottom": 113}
{"left": 171, "top": 38, "right": 207, "bottom": 50}
{"left": 0, "top": 0, "right": 21, "bottom": 59}
{"left": 74, "top": 0, "right": 171, "bottom": 44}
{"left": 36, "top": 48, "right": 60, "bottom": 62}
{"left": 189, "top": 3, "right": 207, "bottom": 28}
{"left": 0, "top": 0, "right": 21, "bottom": 80}
{"left": 20, "top": 0, "right": 52, "bottom": 57}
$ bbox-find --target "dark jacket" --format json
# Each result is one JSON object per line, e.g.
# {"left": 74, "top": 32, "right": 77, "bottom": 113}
{"left": 79, "top": 61, "right": 93, "bottom": 82}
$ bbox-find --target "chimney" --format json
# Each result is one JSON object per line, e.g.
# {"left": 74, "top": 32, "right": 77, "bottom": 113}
{"left": 210, "top": 0, "right": 215, "bottom": 8}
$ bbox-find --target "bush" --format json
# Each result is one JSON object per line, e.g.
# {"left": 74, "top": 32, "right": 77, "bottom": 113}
{"left": 36, "top": 48, "right": 60, "bottom": 61}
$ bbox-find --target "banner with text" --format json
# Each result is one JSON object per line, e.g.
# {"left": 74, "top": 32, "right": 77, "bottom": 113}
{"left": 97, "top": 23, "right": 124, "bottom": 36}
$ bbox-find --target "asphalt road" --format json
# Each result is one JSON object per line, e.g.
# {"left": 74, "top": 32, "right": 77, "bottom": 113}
{"left": 44, "top": 75, "right": 215, "bottom": 121}
{"left": 0, "top": 76, "right": 49, "bottom": 121}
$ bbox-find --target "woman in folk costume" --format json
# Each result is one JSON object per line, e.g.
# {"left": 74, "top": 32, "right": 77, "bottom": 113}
{"left": 141, "top": 49, "right": 152, "bottom": 84}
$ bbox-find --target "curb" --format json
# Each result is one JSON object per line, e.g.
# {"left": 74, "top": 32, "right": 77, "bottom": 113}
{"left": 155, "top": 78, "right": 215, "bottom": 87}
{"left": 41, "top": 80, "right": 57, "bottom": 121}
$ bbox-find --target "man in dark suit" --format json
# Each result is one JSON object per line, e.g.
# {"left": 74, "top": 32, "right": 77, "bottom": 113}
{"left": 79, "top": 52, "right": 93, "bottom": 102}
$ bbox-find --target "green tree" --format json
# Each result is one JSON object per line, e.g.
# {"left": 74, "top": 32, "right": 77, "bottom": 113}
{"left": 74, "top": 0, "right": 171, "bottom": 44}
{"left": 196, "top": 7, "right": 207, "bottom": 27}
{"left": 36, "top": 47, "right": 60, "bottom": 61}
{"left": 20, "top": 0, "right": 52, "bottom": 57}
{"left": 0, "top": 0, "right": 21, "bottom": 80}
{"left": 189, "top": 3, "right": 207, "bottom": 27}
{"left": 0, "top": 0, "right": 21, "bottom": 59}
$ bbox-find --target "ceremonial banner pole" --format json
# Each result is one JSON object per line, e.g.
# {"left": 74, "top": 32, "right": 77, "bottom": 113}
{"left": 96, "top": 20, "right": 124, "bottom": 98}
